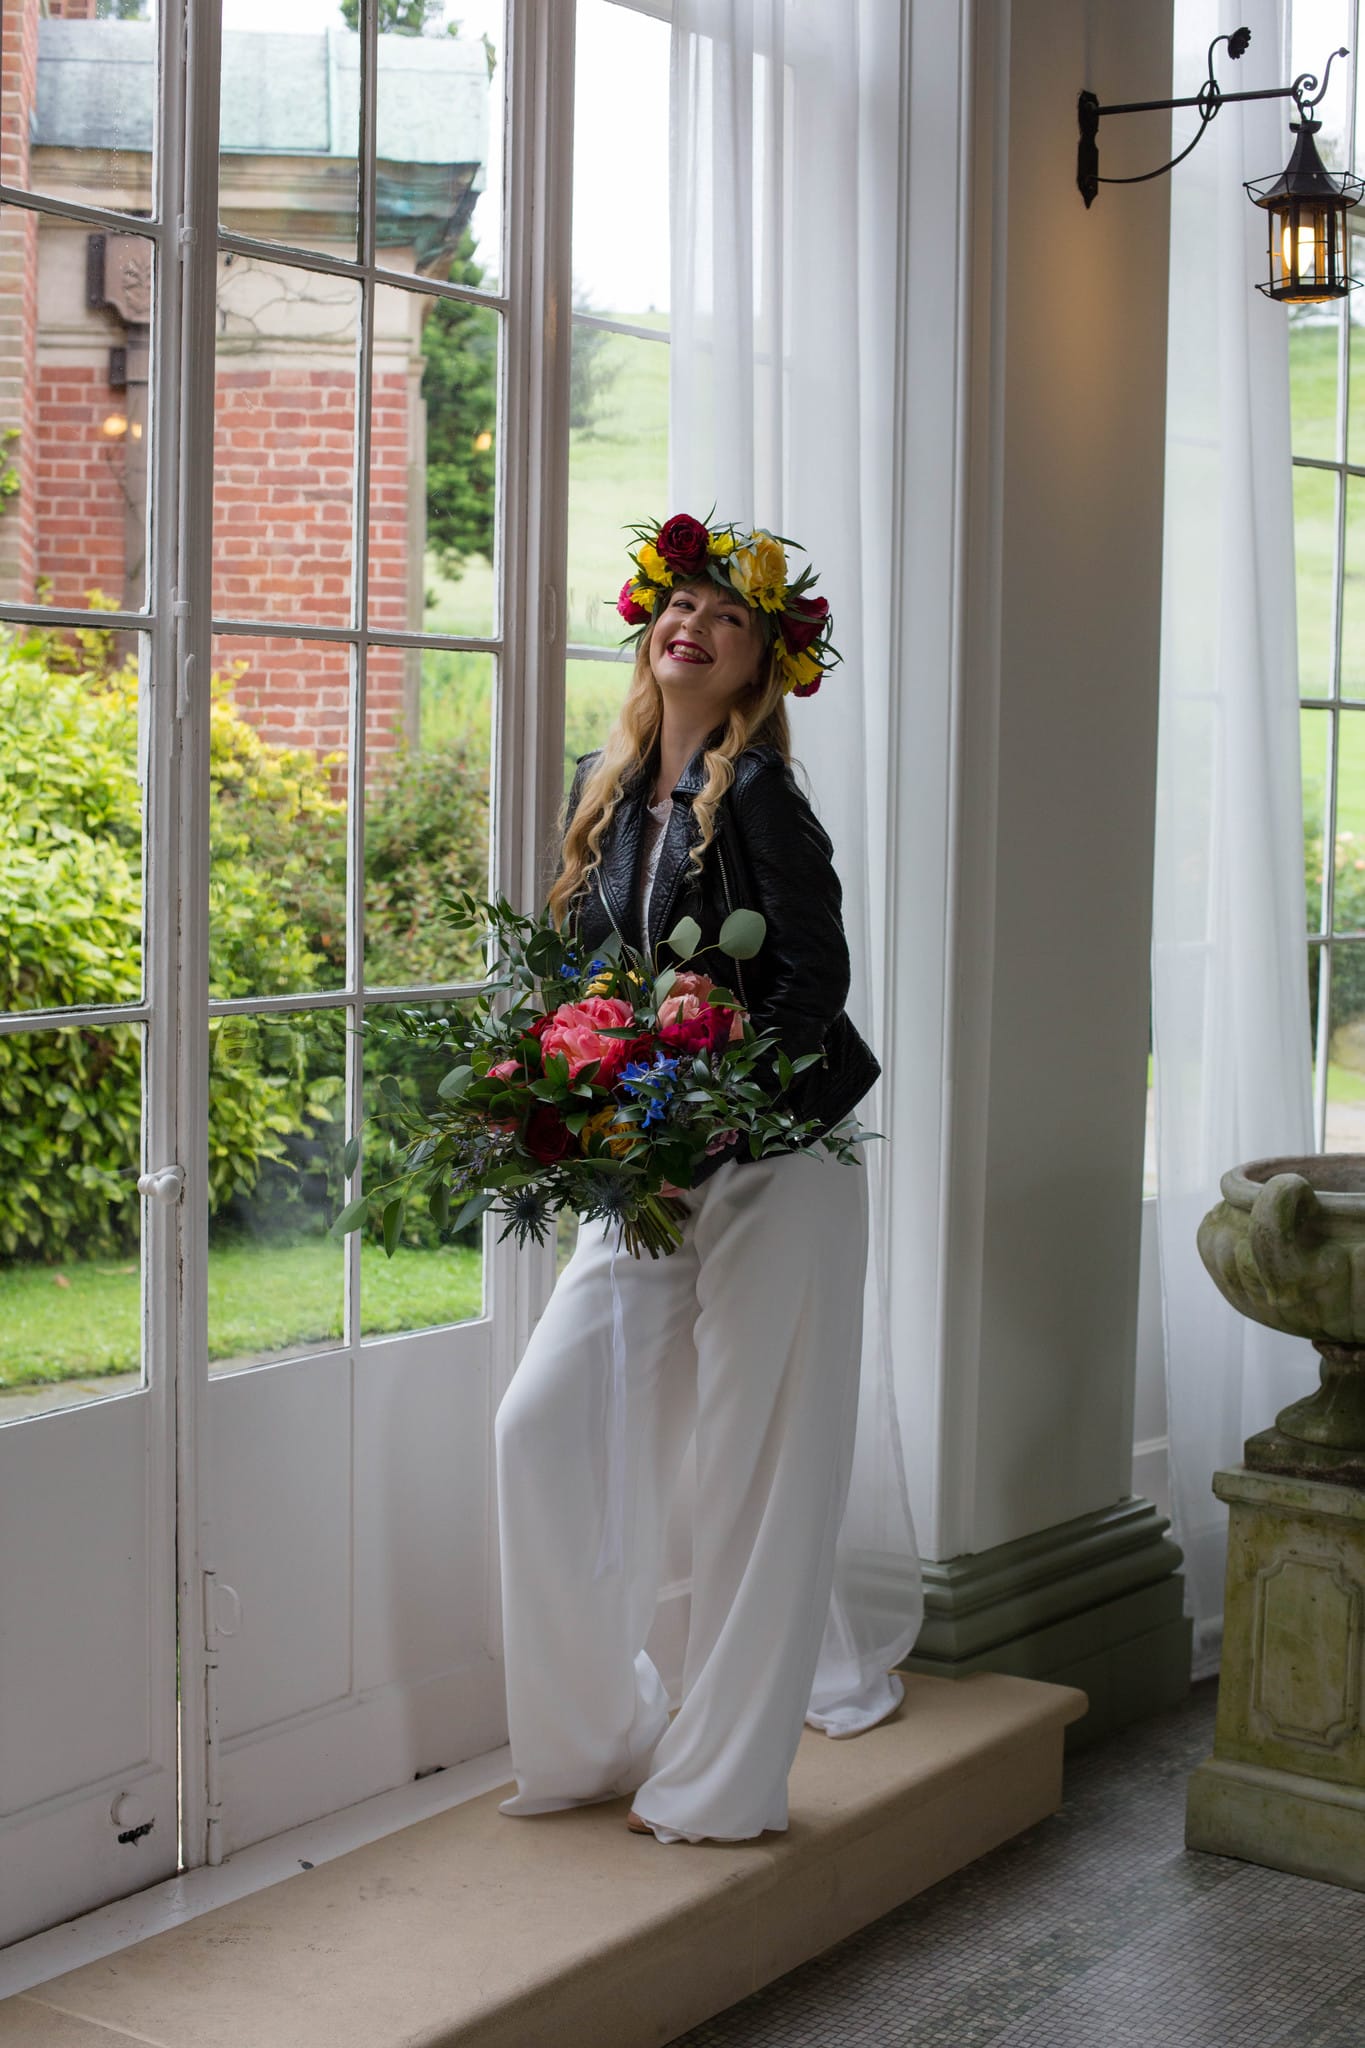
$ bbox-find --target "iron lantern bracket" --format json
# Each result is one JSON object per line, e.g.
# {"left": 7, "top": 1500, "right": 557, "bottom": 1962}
{"left": 1078, "top": 26, "right": 1347, "bottom": 208}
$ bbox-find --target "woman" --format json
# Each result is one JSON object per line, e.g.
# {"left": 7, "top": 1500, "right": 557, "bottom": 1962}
{"left": 493, "top": 514, "right": 883, "bottom": 1845}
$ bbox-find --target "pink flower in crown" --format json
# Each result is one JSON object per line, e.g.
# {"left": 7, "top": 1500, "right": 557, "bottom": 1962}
{"left": 618, "top": 580, "right": 651, "bottom": 625}
{"left": 540, "top": 996, "right": 646, "bottom": 1084}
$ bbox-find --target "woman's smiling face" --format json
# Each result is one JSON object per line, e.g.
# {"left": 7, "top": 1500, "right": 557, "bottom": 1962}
{"left": 647, "top": 577, "right": 767, "bottom": 710}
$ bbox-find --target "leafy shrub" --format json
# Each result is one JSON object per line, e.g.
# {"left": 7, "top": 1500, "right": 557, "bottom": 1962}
{"left": 365, "top": 735, "right": 489, "bottom": 988}
{"left": 0, "top": 619, "right": 347, "bottom": 1260}
{"left": 1305, "top": 810, "right": 1365, "bottom": 1052}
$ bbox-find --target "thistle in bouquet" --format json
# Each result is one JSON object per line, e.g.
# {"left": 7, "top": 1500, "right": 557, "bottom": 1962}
{"left": 333, "top": 891, "right": 874, "bottom": 1261}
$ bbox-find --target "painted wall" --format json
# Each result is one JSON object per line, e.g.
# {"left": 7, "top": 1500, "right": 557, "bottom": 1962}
{"left": 888, "top": 0, "right": 1174, "bottom": 1561}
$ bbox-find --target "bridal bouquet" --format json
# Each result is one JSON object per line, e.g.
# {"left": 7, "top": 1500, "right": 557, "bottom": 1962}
{"left": 334, "top": 891, "right": 871, "bottom": 1258}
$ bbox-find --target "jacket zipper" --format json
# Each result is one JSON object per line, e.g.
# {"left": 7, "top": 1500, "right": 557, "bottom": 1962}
{"left": 714, "top": 833, "right": 750, "bottom": 1011}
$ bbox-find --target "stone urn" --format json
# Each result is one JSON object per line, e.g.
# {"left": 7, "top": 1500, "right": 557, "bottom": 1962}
{"left": 1190, "top": 1153, "right": 1365, "bottom": 1893}
{"left": 1197, "top": 1153, "right": 1365, "bottom": 1486}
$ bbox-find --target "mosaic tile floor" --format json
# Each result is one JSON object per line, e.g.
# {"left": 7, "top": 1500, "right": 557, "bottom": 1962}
{"left": 673, "top": 1679, "right": 1365, "bottom": 2048}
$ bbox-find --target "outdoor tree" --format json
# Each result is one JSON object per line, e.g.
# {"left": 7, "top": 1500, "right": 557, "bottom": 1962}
{"left": 421, "top": 232, "right": 498, "bottom": 576}
{"left": 338, "top": 0, "right": 452, "bottom": 32}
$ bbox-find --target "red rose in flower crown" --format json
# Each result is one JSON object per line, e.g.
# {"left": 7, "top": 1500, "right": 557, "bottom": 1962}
{"left": 780, "top": 593, "right": 829, "bottom": 655}
{"left": 656, "top": 512, "right": 711, "bottom": 576}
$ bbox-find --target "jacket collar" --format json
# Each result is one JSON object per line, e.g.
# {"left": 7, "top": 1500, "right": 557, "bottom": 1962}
{"left": 596, "top": 732, "right": 718, "bottom": 949}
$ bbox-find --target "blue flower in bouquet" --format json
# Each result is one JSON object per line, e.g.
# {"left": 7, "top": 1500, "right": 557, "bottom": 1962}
{"left": 621, "top": 1052, "right": 681, "bottom": 1128}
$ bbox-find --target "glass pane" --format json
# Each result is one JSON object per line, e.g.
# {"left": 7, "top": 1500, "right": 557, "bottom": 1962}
{"left": 213, "top": 255, "right": 359, "bottom": 628}
{"left": 209, "top": 634, "right": 349, "bottom": 1001}
{"left": 0, "top": 620, "right": 146, "bottom": 1013}
{"left": 359, "top": 1002, "right": 484, "bottom": 1338}
{"left": 375, "top": 0, "right": 504, "bottom": 296}
{"left": 572, "top": 0, "right": 669, "bottom": 317}
{"left": 1289, "top": 310, "right": 1340, "bottom": 462}
{"left": 218, "top": 6, "right": 358, "bottom": 260}
{"left": 564, "top": 654, "right": 630, "bottom": 795}
{"left": 0, "top": 1021, "right": 143, "bottom": 1425}
{"left": 566, "top": 326, "right": 669, "bottom": 648}
{"left": 1332, "top": 709, "right": 1365, "bottom": 935}
{"left": 207, "top": 1007, "right": 347, "bottom": 1371}
{"left": 370, "top": 282, "right": 498, "bottom": 639}
{"left": 5, "top": 4, "right": 156, "bottom": 217}
{"left": 1294, "top": 465, "right": 1337, "bottom": 700}
{"left": 0, "top": 226, "right": 155, "bottom": 613}
{"left": 1349, "top": 298, "right": 1365, "bottom": 467}
{"left": 1343, "top": 476, "right": 1365, "bottom": 700}
{"left": 1322, "top": 941, "right": 1365, "bottom": 1153}
{"left": 1302, "top": 706, "right": 1331, "bottom": 937}
{"left": 363, "top": 649, "right": 491, "bottom": 989}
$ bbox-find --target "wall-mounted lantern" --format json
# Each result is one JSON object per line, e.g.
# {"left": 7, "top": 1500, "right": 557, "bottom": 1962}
{"left": 1078, "top": 26, "right": 1363, "bottom": 305}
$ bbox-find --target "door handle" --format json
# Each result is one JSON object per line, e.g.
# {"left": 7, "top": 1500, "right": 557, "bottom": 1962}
{"left": 137, "top": 1165, "right": 186, "bottom": 1203}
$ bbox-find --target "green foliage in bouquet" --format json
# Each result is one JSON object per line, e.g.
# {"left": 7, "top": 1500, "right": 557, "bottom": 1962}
{"left": 334, "top": 893, "right": 874, "bottom": 1261}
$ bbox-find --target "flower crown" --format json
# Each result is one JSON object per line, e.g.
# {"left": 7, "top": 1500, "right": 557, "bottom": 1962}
{"left": 614, "top": 511, "right": 840, "bottom": 698}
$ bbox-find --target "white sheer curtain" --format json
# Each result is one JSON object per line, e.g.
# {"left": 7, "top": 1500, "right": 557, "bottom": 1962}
{"left": 669, "top": 0, "right": 923, "bottom": 1733}
{"left": 1153, "top": 0, "right": 1316, "bottom": 1679}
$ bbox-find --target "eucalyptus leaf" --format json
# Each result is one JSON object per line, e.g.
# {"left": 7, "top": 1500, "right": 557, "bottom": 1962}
{"left": 718, "top": 908, "right": 766, "bottom": 960}
{"left": 436, "top": 1063, "right": 475, "bottom": 1102}
{"left": 665, "top": 915, "right": 702, "bottom": 959}
{"left": 454, "top": 1188, "right": 495, "bottom": 1230}
{"left": 331, "top": 1194, "right": 370, "bottom": 1238}
{"left": 341, "top": 1133, "right": 361, "bottom": 1179}
{"left": 382, "top": 1197, "right": 406, "bottom": 1258}
{"left": 429, "top": 1182, "right": 451, "bottom": 1228}
{"left": 654, "top": 965, "right": 678, "bottom": 1007}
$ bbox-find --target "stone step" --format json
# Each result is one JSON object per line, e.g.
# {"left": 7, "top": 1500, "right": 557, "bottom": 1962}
{"left": 1, "top": 1671, "right": 1087, "bottom": 2048}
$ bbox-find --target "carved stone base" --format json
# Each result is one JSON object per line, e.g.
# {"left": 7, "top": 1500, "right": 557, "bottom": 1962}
{"left": 1187, "top": 1467, "right": 1365, "bottom": 1888}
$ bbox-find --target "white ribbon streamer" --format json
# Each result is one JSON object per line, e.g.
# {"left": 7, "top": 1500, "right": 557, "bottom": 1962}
{"left": 593, "top": 1229, "right": 629, "bottom": 1580}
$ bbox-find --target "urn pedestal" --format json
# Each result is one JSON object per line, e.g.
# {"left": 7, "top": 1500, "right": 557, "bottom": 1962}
{"left": 1184, "top": 1467, "right": 1365, "bottom": 1890}
{"left": 1192, "top": 1156, "right": 1365, "bottom": 1889}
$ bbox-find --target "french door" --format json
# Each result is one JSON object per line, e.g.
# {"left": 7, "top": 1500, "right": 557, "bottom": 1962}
{"left": 0, "top": 0, "right": 571, "bottom": 1945}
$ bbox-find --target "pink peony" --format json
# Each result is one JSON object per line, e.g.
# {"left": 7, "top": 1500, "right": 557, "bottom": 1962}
{"left": 618, "top": 580, "right": 651, "bottom": 625}
{"left": 657, "top": 978, "right": 745, "bottom": 1056}
{"left": 540, "top": 996, "right": 645, "bottom": 1084}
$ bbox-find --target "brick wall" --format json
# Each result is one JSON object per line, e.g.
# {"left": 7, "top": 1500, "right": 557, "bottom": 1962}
{"left": 33, "top": 365, "right": 135, "bottom": 608}
{"left": 0, "top": 0, "right": 39, "bottom": 604}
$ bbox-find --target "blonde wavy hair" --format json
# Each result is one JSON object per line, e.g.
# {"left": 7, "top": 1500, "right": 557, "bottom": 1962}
{"left": 547, "top": 614, "right": 792, "bottom": 929}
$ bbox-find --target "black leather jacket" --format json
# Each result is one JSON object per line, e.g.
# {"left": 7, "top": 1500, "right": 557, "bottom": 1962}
{"left": 558, "top": 738, "right": 880, "bottom": 1181}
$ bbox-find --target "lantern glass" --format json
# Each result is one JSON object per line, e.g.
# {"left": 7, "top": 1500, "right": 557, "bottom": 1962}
{"left": 1272, "top": 200, "right": 1344, "bottom": 301}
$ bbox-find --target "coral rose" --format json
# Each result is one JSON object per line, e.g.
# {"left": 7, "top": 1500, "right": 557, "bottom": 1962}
{"left": 540, "top": 997, "right": 649, "bottom": 1085}
{"left": 489, "top": 1057, "right": 522, "bottom": 1081}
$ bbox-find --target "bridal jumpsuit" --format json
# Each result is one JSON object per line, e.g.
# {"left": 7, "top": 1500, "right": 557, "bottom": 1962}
{"left": 493, "top": 793, "right": 872, "bottom": 1843}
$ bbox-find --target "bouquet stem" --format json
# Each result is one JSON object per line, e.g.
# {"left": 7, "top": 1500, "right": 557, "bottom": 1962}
{"left": 620, "top": 1193, "right": 690, "bottom": 1259}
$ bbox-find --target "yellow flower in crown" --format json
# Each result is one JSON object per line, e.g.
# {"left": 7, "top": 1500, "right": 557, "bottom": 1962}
{"left": 708, "top": 530, "right": 737, "bottom": 557}
{"left": 777, "top": 643, "right": 823, "bottom": 696}
{"left": 634, "top": 540, "right": 673, "bottom": 587}
{"left": 729, "top": 530, "right": 789, "bottom": 613}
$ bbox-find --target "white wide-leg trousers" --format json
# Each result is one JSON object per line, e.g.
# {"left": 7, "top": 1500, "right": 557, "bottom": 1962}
{"left": 493, "top": 1144, "right": 869, "bottom": 1843}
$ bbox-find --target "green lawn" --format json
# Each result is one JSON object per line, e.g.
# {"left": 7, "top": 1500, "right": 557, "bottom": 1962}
{"left": 0, "top": 1237, "right": 483, "bottom": 1389}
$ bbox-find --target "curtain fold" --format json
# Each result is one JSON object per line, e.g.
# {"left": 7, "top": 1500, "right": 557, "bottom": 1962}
{"left": 670, "top": 0, "right": 923, "bottom": 1732}
{"left": 1153, "top": 0, "right": 1317, "bottom": 1679}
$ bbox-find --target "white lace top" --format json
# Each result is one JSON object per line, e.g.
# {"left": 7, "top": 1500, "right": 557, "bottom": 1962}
{"left": 635, "top": 795, "right": 673, "bottom": 936}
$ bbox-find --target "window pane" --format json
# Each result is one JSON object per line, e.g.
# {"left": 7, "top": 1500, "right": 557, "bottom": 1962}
{"left": 218, "top": 9, "right": 358, "bottom": 261}
{"left": 0, "top": 1021, "right": 143, "bottom": 1425}
{"left": 359, "top": 1002, "right": 484, "bottom": 1338}
{"left": 1294, "top": 465, "right": 1337, "bottom": 700}
{"left": 572, "top": 0, "right": 669, "bottom": 317}
{"left": 564, "top": 654, "right": 631, "bottom": 795}
{"left": 209, "top": 634, "right": 349, "bottom": 1002}
{"left": 5, "top": 6, "right": 156, "bottom": 218}
{"left": 213, "top": 255, "right": 359, "bottom": 628}
{"left": 364, "top": 650, "right": 491, "bottom": 989}
{"left": 1342, "top": 476, "right": 1365, "bottom": 700}
{"left": 207, "top": 1007, "right": 347, "bottom": 1371}
{"left": 0, "top": 621, "right": 147, "bottom": 1014}
{"left": 375, "top": 0, "right": 504, "bottom": 297}
{"left": 1332, "top": 709, "right": 1365, "bottom": 935}
{"left": 566, "top": 326, "right": 669, "bottom": 648}
{"left": 1302, "top": 706, "right": 1331, "bottom": 937}
{"left": 370, "top": 282, "right": 498, "bottom": 640}
{"left": 1289, "top": 311, "right": 1340, "bottom": 462}
{"left": 0, "top": 225, "right": 155, "bottom": 614}
{"left": 1321, "top": 941, "right": 1365, "bottom": 1154}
